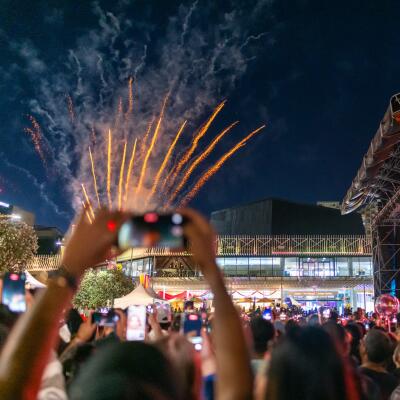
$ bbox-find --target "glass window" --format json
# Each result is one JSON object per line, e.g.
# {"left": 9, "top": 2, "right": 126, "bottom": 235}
{"left": 236, "top": 258, "right": 248, "bottom": 276}
{"left": 284, "top": 258, "right": 299, "bottom": 277}
{"left": 249, "top": 258, "right": 261, "bottom": 277}
{"left": 336, "top": 258, "right": 350, "bottom": 277}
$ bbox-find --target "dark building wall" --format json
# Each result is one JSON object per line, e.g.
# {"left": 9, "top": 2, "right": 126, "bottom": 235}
{"left": 210, "top": 199, "right": 365, "bottom": 235}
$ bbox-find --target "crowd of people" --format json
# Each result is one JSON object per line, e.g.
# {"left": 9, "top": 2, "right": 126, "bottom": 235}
{"left": 0, "top": 208, "right": 399, "bottom": 399}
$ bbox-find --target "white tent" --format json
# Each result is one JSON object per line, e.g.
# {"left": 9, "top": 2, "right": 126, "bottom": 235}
{"left": 25, "top": 271, "right": 46, "bottom": 289}
{"left": 114, "top": 284, "right": 157, "bottom": 309}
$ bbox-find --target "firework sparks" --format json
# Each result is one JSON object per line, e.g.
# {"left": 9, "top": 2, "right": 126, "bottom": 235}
{"left": 89, "top": 146, "right": 100, "bottom": 207}
{"left": 124, "top": 138, "right": 138, "bottom": 206}
{"left": 118, "top": 141, "right": 127, "bottom": 210}
{"left": 147, "top": 120, "right": 187, "bottom": 202}
{"left": 139, "top": 118, "right": 155, "bottom": 161}
{"left": 107, "top": 129, "right": 113, "bottom": 208}
{"left": 136, "top": 94, "right": 169, "bottom": 194}
{"left": 91, "top": 126, "right": 96, "bottom": 146}
{"left": 168, "top": 121, "right": 238, "bottom": 205}
{"left": 24, "top": 115, "right": 47, "bottom": 166}
{"left": 82, "top": 201, "right": 93, "bottom": 224}
{"left": 66, "top": 94, "right": 75, "bottom": 123}
{"left": 126, "top": 77, "right": 134, "bottom": 117}
{"left": 165, "top": 100, "right": 226, "bottom": 192}
{"left": 81, "top": 183, "right": 95, "bottom": 219}
{"left": 180, "top": 125, "right": 266, "bottom": 206}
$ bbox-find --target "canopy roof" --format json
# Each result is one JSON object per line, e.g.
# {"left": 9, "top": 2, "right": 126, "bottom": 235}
{"left": 342, "top": 93, "right": 400, "bottom": 215}
{"left": 114, "top": 284, "right": 157, "bottom": 309}
{"left": 25, "top": 271, "right": 46, "bottom": 289}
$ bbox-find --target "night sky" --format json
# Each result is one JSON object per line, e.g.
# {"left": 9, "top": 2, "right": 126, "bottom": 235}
{"left": 1, "top": 0, "right": 400, "bottom": 231}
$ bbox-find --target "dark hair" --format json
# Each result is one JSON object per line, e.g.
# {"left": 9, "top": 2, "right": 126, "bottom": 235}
{"left": 323, "top": 321, "right": 347, "bottom": 354}
{"left": 66, "top": 308, "right": 83, "bottom": 336}
{"left": 250, "top": 317, "right": 275, "bottom": 355}
{"left": 69, "top": 341, "right": 181, "bottom": 400}
{"left": 345, "top": 323, "right": 362, "bottom": 364}
{"left": 265, "top": 327, "right": 352, "bottom": 400}
{"left": 364, "top": 329, "right": 393, "bottom": 364}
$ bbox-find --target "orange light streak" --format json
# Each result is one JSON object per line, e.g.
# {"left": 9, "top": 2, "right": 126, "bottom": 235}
{"left": 118, "top": 141, "right": 127, "bottom": 210}
{"left": 24, "top": 115, "right": 46, "bottom": 165}
{"left": 166, "top": 100, "right": 226, "bottom": 191}
{"left": 81, "top": 183, "right": 95, "bottom": 219}
{"left": 168, "top": 121, "right": 238, "bottom": 205}
{"left": 180, "top": 125, "right": 266, "bottom": 206}
{"left": 82, "top": 201, "right": 93, "bottom": 224}
{"left": 126, "top": 77, "right": 133, "bottom": 117}
{"left": 107, "top": 129, "right": 112, "bottom": 209}
{"left": 124, "top": 138, "right": 138, "bottom": 206}
{"left": 136, "top": 94, "right": 169, "bottom": 193}
{"left": 88, "top": 146, "right": 100, "bottom": 207}
{"left": 148, "top": 120, "right": 187, "bottom": 202}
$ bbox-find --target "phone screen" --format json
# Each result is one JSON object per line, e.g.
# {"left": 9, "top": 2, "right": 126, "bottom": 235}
{"left": 2, "top": 272, "right": 26, "bottom": 313}
{"left": 92, "top": 310, "right": 120, "bottom": 326}
{"left": 118, "top": 213, "right": 186, "bottom": 250}
{"left": 262, "top": 309, "right": 272, "bottom": 321}
{"left": 127, "top": 305, "right": 146, "bottom": 341}
{"left": 183, "top": 313, "right": 203, "bottom": 351}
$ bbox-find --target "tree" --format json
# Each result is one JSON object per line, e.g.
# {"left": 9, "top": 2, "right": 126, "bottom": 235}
{"left": 73, "top": 268, "right": 135, "bottom": 309}
{"left": 0, "top": 219, "right": 38, "bottom": 273}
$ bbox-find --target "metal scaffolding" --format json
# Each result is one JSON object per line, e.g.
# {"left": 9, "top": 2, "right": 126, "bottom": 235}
{"left": 342, "top": 93, "right": 400, "bottom": 297}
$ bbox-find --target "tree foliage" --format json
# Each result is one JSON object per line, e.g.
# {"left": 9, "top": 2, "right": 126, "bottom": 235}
{"left": 0, "top": 220, "right": 38, "bottom": 273}
{"left": 73, "top": 268, "right": 135, "bottom": 309}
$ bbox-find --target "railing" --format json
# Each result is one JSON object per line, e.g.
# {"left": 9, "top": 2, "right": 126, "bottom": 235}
{"left": 26, "top": 235, "right": 371, "bottom": 271}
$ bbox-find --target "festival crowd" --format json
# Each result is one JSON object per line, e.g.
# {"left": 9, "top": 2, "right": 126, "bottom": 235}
{"left": 0, "top": 208, "right": 400, "bottom": 399}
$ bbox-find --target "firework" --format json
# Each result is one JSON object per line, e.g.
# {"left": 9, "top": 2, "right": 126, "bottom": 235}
{"left": 124, "top": 138, "right": 138, "bottom": 206}
{"left": 167, "top": 121, "right": 238, "bottom": 205}
{"left": 90, "top": 126, "right": 96, "bottom": 146}
{"left": 180, "top": 125, "right": 266, "bottom": 206}
{"left": 107, "top": 129, "right": 113, "bottom": 208}
{"left": 139, "top": 118, "right": 155, "bottom": 161}
{"left": 81, "top": 183, "right": 95, "bottom": 219}
{"left": 126, "top": 77, "right": 134, "bottom": 117}
{"left": 118, "top": 141, "right": 127, "bottom": 210}
{"left": 88, "top": 147, "right": 100, "bottom": 207}
{"left": 136, "top": 94, "right": 169, "bottom": 194}
{"left": 147, "top": 120, "right": 187, "bottom": 202}
{"left": 82, "top": 201, "right": 93, "bottom": 224}
{"left": 165, "top": 100, "right": 226, "bottom": 192}
{"left": 66, "top": 94, "right": 75, "bottom": 123}
{"left": 24, "top": 115, "right": 47, "bottom": 166}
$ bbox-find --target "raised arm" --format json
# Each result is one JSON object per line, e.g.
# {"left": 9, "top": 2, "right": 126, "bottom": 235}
{"left": 0, "top": 208, "right": 128, "bottom": 400}
{"left": 182, "top": 209, "right": 253, "bottom": 400}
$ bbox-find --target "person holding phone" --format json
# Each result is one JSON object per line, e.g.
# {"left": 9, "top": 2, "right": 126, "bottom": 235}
{"left": 0, "top": 207, "right": 253, "bottom": 400}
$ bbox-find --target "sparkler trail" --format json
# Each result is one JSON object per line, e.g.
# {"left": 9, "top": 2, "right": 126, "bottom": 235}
{"left": 66, "top": 94, "right": 75, "bottom": 123}
{"left": 180, "top": 124, "right": 266, "bottom": 206}
{"left": 89, "top": 146, "right": 100, "bottom": 207}
{"left": 124, "top": 138, "right": 138, "bottom": 206}
{"left": 148, "top": 120, "right": 187, "bottom": 202}
{"left": 118, "top": 141, "right": 127, "bottom": 210}
{"left": 107, "top": 129, "right": 113, "bottom": 209}
{"left": 81, "top": 183, "right": 95, "bottom": 219}
{"left": 165, "top": 100, "right": 226, "bottom": 192}
{"left": 167, "top": 121, "right": 238, "bottom": 205}
{"left": 91, "top": 126, "right": 96, "bottom": 146}
{"left": 24, "top": 115, "right": 47, "bottom": 166}
{"left": 136, "top": 94, "right": 169, "bottom": 194}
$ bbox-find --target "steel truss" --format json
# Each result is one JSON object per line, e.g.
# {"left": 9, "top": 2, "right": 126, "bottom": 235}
{"left": 342, "top": 93, "right": 400, "bottom": 297}
{"left": 26, "top": 234, "right": 370, "bottom": 272}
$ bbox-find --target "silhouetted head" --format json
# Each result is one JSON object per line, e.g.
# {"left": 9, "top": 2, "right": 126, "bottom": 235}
{"left": 250, "top": 317, "right": 275, "bottom": 356}
{"left": 265, "top": 327, "right": 352, "bottom": 400}
{"left": 70, "top": 341, "right": 181, "bottom": 400}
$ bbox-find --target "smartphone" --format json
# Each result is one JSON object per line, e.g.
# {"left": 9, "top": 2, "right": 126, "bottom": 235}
{"left": 92, "top": 310, "right": 120, "bottom": 326}
{"left": 183, "top": 312, "right": 203, "bottom": 350}
{"left": 322, "top": 309, "right": 331, "bottom": 319}
{"left": 2, "top": 272, "right": 26, "bottom": 313}
{"left": 262, "top": 308, "right": 272, "bottom": 321}
{"left": 118, "top": 213, "right": 186, "bottom": 250}
{"left": 127, "top": 305, "right": 147, "bottom": 341}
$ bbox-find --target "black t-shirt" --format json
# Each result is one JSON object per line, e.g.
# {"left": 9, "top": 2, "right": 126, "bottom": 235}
{"left": 359, "top": 367, "right": 399, "bottom": 400}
